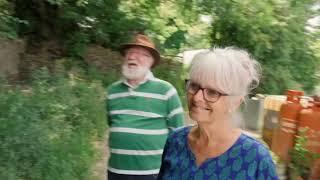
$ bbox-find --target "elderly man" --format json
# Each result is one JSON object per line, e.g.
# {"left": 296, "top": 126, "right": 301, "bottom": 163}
{"left": 106, "top": 34, "right": 184, "bottom": 180}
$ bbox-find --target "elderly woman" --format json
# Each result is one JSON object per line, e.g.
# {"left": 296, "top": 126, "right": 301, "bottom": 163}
{"left": 157, "top": 48, "right": 278, "bottom": 179}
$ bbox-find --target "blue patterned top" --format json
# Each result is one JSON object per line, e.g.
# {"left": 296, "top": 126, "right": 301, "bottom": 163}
{"left": 157, "top": 126, "right": 278, "bottom": 180}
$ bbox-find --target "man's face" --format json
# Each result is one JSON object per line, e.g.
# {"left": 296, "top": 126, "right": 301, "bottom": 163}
{"left": 121, "top": 46, "right": 154, "bottom": 80}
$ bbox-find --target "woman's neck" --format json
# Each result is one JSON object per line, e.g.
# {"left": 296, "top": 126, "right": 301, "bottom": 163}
{"left": 189, "top": 118, "right": 242, "bottom": 166}
{"left": 194, "top": 118, "right": 238, "bottom": 146}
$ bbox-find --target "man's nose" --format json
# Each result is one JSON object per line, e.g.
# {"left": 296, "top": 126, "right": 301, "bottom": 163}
{"left": 126, "top": 51, "right": 138, "bottom": 60}
{"left": 127, "top": 53, "right": 136, "bottom": 60}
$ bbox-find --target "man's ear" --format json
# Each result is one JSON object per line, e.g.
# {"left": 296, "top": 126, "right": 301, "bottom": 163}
{"left": 149, "top": 57, "right": 155, "bottom": 69}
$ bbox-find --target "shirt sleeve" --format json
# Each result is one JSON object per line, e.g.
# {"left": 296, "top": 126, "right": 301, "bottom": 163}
{"left": 256, "top": 147, "right": 279, "bottom": 179}
{"left": 166, "top": 87, "right": 184, "bottom": 130}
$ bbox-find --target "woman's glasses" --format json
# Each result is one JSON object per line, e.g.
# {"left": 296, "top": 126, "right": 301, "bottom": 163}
{"left": 185, "top": 80, "right": 229, "bottom": 103}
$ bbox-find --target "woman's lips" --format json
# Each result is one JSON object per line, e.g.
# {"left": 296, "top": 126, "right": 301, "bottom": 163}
{"left": 191, "top": 105, "right": 211, "bottom": 112}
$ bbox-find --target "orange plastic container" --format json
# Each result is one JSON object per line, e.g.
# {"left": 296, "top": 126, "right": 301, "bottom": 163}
{"left": 299, "top": 102, "right": 320, "bottom": 153}
{"left": 271, "top": 90, "right": 304, "bottom": 162}
{"left": 299, "top": 102, "right": 320, "bottom": 179}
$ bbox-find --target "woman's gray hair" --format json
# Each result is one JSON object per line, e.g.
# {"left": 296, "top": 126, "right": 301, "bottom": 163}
{"left": 189, "top": 47, "right": 261, "bottom": 99}
{"left": 189, "top": 47, "right": 261, "bottom": 127}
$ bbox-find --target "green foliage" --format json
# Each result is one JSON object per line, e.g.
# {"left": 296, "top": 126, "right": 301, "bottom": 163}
{"left": 154, "top": 58, "right": 187, "bottom": 108}
{"left": 289, "top": 129, "right": 320, "bottom": 179}
{"left": 7, "top": 0, "right": 210, "bottom": 63}
{"left": 86, "top": 66, "right": 119, "bottom": 88}
{"left": 0, "top": 68, "right": 107, "bottom": 180}
{"left": 56, "top": 57, "right": 120, "bottom": 88}
{"left": 2, "top": 0, "right": 319, "bottom": 95}
{"left": 119, "top": 0, "right": 211, "bottom": 55}
{"left": 0, "top": 0, "right": 26, "bottom": 39}
{"left": 197, "top": 0, "right": 320, "bottom": 94}
{"left": 57, "top": 0, "right": 146, "bottom": 57}
{"left": 65, "top": 31, "right": 91, "bottom": 58}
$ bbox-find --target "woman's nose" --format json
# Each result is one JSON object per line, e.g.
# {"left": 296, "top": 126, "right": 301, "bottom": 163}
{"left": 193, "top": 89, "right": 205, "bottom": 101}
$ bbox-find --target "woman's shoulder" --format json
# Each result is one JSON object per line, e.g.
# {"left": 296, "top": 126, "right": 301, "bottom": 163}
{"left": 167, "top": 126, "right": 192, "bottom": 144}
{"left": 238, "top": 133, "right": 272, "bottom": 159}
{"left": 238, "top": 134, "right": 278, "bottom": 179}
{"left": 170, "top": 125, "right": 191, "bottom": 136}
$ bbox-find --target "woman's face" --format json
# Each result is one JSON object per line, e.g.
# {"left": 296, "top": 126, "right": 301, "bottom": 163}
{"left": 187, "top": 80, "right": 230, "bottom": 124}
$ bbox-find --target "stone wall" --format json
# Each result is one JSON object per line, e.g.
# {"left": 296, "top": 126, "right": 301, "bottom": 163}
{"left": 85, "top": 45, "right": 122, "bottom": 72}
{"left": 0, "top": 38, "right": 25, "bottom": 81}
{"left": 0, "top": 40, "right": 183, "bottom": 83}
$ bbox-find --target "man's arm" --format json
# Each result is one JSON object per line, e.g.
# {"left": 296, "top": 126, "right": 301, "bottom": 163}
{"left": 166, "top": 88, "right": 184, "bottom": 130}
{"left": 106, "top": 90, "right": 111, "bottom": 127}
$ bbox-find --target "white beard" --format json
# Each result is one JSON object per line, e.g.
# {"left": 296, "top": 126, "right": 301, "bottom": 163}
{"left": 121, "top": 64, "right": 149, "bottom": 80}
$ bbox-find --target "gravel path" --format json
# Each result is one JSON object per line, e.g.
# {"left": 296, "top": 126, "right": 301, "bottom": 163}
{"left": 91, "top": 133, "right": 109, "bottom": 180}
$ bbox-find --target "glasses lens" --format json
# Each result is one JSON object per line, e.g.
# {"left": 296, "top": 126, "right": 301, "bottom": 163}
{"left": 186, "top": 81, "right": 199, "bottom": 94}
{"left": 204, "top": 89, "right": 220, "bottom": 102}
{"left": 186, "top": 80, "right": 224, "bottom": 103}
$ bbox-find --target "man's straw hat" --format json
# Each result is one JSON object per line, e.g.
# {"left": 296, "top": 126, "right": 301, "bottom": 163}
{"left": 119, "top": 34, "right": 161, "bottom": 67}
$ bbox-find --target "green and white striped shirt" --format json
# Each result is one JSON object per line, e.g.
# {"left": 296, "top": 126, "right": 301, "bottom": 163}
{"left": 106, "top": 72, "right": 184, "bottom": 175}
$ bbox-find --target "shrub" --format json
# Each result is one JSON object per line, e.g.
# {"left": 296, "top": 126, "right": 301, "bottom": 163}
{"left": 0, "top": 69, "right": 107, "bottom": 180}
{"left": 289, "top": 129, "right": 320, "bottom": 180}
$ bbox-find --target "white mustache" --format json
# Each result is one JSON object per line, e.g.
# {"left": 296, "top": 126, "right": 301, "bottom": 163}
{"left": 121, "top": 64, "right": 149, "bottom": 80}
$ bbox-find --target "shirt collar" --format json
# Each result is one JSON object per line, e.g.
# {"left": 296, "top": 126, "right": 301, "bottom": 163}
{"left": 122, "top": 71, "right": 154, "bottom": 88}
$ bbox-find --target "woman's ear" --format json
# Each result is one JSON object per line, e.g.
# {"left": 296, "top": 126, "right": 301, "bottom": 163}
{"left": 239, "top": 97, "right": 244, "bottom": 105}
{"left": 228, "top": 96, "right": 244, "bottom": 113}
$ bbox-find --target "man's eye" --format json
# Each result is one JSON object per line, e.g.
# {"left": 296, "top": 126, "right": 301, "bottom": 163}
{"left": 142, "top": 53, "right": 151, "bottom": 57}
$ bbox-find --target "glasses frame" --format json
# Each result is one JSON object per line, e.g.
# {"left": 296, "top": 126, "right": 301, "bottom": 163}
{"left": 185, "top": 79, "right": 229, "bottom": 103}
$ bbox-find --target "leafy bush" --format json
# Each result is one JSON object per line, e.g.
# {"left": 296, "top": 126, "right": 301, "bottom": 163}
{"left": 0, "top": 0, "right": 26, "bottom": 39}
{"left": 289, "top": 129, "right": 320, "bottom": 179}
{"left": 86, "top": 66, "right": 119, "bottom": 89}
{"left": 0, "top": 69, "right": 107, "bottom": 180}
{"left": 154, "top": 58, "right": 187, "bottom": 109}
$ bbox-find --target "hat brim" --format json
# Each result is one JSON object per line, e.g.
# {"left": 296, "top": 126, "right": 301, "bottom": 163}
{"left": 119, "top": 43, "right": 161, "bottom": 68}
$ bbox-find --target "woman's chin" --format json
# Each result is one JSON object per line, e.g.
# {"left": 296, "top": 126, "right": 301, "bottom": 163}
{"left": 190, "top": 115, "right": 210, "bottom": 124}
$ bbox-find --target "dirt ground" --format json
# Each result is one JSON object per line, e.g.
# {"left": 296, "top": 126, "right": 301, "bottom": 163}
{"left": 91, "top": 133, "right": 109, "bottom": 180}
